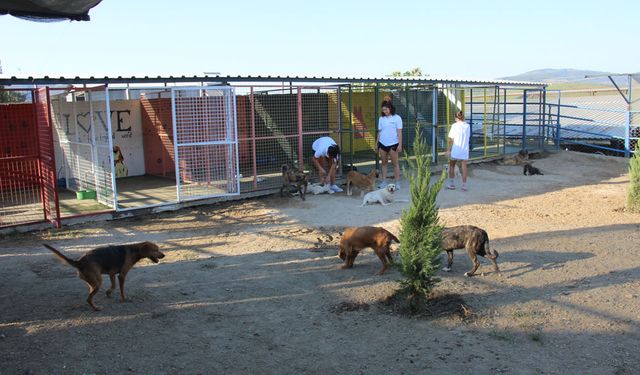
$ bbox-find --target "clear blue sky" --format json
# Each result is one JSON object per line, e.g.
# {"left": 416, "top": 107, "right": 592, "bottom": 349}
{"left": 1, "top": 0, "right": 638, "bottom": 79}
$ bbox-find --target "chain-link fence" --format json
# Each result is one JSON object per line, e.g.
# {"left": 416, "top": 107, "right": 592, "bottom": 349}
{"left": 546, "top": 74, "right": 639, "bottom": 156}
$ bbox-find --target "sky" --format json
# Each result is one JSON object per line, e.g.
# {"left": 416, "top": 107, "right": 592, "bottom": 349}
{"left": 0, "top": 0, "right": 638, "bottom": 80}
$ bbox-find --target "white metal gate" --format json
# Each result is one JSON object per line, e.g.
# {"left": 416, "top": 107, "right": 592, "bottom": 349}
{"left": 51, "top": 86, "right": 116, "bottom": 209}
{"left": 171, "top": 87, "right": 239, "bottom": 201}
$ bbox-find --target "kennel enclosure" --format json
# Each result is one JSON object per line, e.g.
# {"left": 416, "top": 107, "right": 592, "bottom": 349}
{"left": 1, "top": 74, "right": 548, "bottom": 229}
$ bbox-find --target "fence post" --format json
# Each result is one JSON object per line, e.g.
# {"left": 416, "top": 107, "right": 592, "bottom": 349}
{"left": 522, "top": 89, "right": 527, "bottom": 149}
{"left": 556, "top": 91, "right": 561, "bottom": 150}
{"left": 432, "top": 86, "right": 438, "bottom": 163}
{"left": 374, "top": 84, "right": 379, "bottom": 170}
{"left": 348, "top": 85, "right": 353, "bottom": 169}
{"left": 250, "top": 87, "right": 257, "bottom": 189}
{"left": 297, "top": 87, "right": 304, "bottom": 168}
{"left": 625, "top": 110, "right": 631, "bottom": 158}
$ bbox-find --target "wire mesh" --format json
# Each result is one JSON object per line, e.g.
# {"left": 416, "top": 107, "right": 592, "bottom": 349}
{"left": 173, "top": 87, "right": 239, "bottom": 200}
{"left": 546, "top": 86, "right": 637, "bottom": 154}
{"left": 0, "top": 89, "right": 46, "bottom": 226}
{"left": 236, "top": 85, "right": 341, "bottom": 191}
{"left": 50, "top": 86, "right": 115, "bottom": 208}
{"left": 34, "top": 88, "right": 61, "bottom": 227}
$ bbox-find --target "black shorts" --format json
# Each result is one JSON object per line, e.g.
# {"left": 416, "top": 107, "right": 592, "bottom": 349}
{"left": 377, "top": 142, "right": 399, "bottom": 152}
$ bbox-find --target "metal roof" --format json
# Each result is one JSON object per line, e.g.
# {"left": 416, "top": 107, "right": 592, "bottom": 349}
{"left": 0, "top": 74, "right": 546, "bottom": 87}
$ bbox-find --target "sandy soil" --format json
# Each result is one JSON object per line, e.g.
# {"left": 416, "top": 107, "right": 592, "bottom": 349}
{"left": 1, "top": 150, "right": 639, "bottom": 374}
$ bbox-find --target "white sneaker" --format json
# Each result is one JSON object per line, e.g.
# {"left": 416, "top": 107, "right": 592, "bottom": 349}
{"left": 378, "top": 181, "right": 388, "bottom": 189}
{"left": 330, "top": 184, "right": 343, "bottom": 193}
{"left": 394, "top": 181, "right": 401, "bottom": 190}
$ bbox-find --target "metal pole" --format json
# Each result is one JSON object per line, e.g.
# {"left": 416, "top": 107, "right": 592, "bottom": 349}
{"left": 405, "top": 83, "right": 410, "bottom": 153}
{"left": 337, "top": 86, "right": 342, "bottom": 170}
{"left": 522, "top": 89, "right": 528, "bottom": 149}
{"left": 626, "top": 74, "right": 633, "bottom": 157}
{"left": 483, "top": 88, "right": 487, "bottom": 157}
{"left": 171, "top": 88, "right": 181, "bottom": 202}
{"left": 297, "top": 87, "right": 304, "bottom": 168}
{"left": 540, "top": 88, "right": 546, "bottom": 150}
{"left": 374, "top": 84, "right": 379, "bottom": 170}
{"left": 556, "top": 91, "right": 561, "bottom": 150}
{"left": 432, "top": 86, "right": 438, "bottom": 163}
{"left": 625, "top": 110, "right": 631, "bottom": 158}
{"left": 469, "top": 88, "right": 474, "bottom": 152}
{"left": 250, "top": 87, "right": 257, "bottom": 189}
{"left": 231, "top": 88, "right": 240, "bottom": 194}
{"left": 105, "top": 87, "right": 118, "bottom": 210}
{"left": 503, "top": 88, "right": 507, "bottom": 154}
{"left": 44, "top": 88, "right": 62, "bottom": 228}
{"left": 349, "top": 85, "right": 353, "bottom": 169}
{"left": 88, "top": 89, "right": 100, "bottom": 195}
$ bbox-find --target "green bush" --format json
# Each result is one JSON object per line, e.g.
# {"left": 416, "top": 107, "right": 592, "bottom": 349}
{"left": 628, "top": 146, "right": 640, "bottom": 213}
{"left": 397, "top": 126, "right": 446, "bottom": 312}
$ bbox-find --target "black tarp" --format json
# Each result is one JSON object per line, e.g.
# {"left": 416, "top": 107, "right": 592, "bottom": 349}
{"left": 0, "top": 0, "right": 103, "bottom": 21}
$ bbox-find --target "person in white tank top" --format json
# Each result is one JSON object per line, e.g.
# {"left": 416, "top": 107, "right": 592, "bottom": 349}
{"left": 446, "top": 111, "right": 471, "bottom": 191}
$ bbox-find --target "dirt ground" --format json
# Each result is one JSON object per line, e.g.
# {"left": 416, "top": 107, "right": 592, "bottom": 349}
{"left": 1, "top": 150, "right": 639, "bottom": 375}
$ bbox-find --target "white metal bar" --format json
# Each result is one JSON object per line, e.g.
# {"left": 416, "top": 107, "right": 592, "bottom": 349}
{"left": 175, "top": 140, "right": 239, "bottom": 147}
{"left": 88, "top": 89, "right": 100, "bottom": 193}
{"left": 232, "top": 87, "right": 240, "bottom": 194}
{"left": 171, "top": 88, "right": 181, "bottom": 202}
{"left": 105, "top": 87, "right": 118, "bottom": 210}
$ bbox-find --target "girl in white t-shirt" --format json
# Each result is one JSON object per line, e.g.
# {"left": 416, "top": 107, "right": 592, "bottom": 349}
{"left": 376, "top": 101, "right": 403, "bottom": 189}
{"left": 446, "top": 111, "right": 470, "bottom": 191}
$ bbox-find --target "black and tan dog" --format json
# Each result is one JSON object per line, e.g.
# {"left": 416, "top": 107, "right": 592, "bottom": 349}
{"left": 280, "top": 164, "right": 308, "bottom": 201}
{"left": 523, "top": 163, "right": 544, "bottom": 176}
{"left": 43, "top": 242, "right": 165, "bottom": 311}
{"left": 338, "top": 226, "right": 399, "bottom": 275}
{"left": 441, "top": 225, "right": 500, "bottom": 276}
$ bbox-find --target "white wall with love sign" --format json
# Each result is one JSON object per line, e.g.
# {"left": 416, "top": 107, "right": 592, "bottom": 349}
{"left": 51, "top": 99, "right": 145, "bottom": 179}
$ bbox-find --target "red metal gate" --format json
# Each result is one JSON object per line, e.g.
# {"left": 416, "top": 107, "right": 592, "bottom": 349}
{"left": 34, "top": 88, "right": 61, "bottom": 228}
{"left": 0, "top": 88, "right": 60, "bottom": 228}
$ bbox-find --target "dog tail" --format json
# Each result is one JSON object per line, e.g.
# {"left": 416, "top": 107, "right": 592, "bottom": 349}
{"left": 43, "top": 244, "right": 80, "bottom": 268}
{"left": 387, "top": 231, "right": 400, "bottom": 244}
{"left": 484, "top": 239, "right": 499, "bottom": 259}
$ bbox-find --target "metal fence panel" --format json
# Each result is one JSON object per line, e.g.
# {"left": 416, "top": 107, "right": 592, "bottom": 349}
{"left": 172, "top": 87, "right": 239, "bottom": 200}
{"left": 50, "top": 86, "right": 116, "bottom": 208}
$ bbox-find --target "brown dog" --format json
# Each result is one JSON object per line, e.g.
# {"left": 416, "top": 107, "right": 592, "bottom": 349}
{"left": 346, "top": 169, "right": 378, "bottom": 196}
{"left": 280, "top": 164, "right": 308, "bottom": 201}
{"left": 43, "top": 242, "right": 165, "bottom": 311}
{"left": 499, "top": 149, "right": 529, "bottom": 166}
{"left": 441, "top": 225, "right": 500, "bottom": 276}
{"left": 338, "top": 226, "right": 399, "bottom": 275}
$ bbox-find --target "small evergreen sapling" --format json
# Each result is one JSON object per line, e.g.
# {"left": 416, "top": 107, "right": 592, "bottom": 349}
{"left": 397, "top": 126, "right": 446, "bottom": 312}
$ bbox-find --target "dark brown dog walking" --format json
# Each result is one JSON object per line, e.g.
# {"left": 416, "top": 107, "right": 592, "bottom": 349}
{"left": 339, "top": 226, "right": 399, "bottom": 275}
{"left": 441, "top": 225, "right": 500, "bottom": 276}
{"left": 44, "top": 242, "right": 165, "bottom": 311}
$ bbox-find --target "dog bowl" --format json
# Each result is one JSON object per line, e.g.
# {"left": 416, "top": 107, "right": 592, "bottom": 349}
{"left": 76, "top": 190, "right": 97, "bottom": 200}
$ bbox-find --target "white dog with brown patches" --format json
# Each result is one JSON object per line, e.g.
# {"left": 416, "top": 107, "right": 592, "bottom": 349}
{"left": 360, "top": 183, "right": 397, "bottom": 206}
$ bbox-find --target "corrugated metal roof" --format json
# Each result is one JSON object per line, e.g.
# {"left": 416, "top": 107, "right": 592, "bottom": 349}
{"left": 0, "top": 74, "right": 546, "bottom": 87}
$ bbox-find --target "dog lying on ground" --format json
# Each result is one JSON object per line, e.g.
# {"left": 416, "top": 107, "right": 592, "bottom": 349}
{"left": 441, "top": 225, "right": 500, "bottom": 276}
{"left": 338, "top": 226, "right": 399, "bottom": 275}
{"left": 523, "top": 163, "right": 544, "bottom": 176}
{"left": 307, "top": 182, "right": 335, "bottom": 195}
{"left": 499, "top": 149, "right": 529, "bottom": 166}
{"left": 43, "top": 242, "right": 165, "bottom": 311}
{"left": 280, "top": 164, "right": 308, "bottom": 201}
{"left": 346, "top": 169, "right": 378, "bottom": 196}
{"left": 361, "top": 183, "right": 397, "bottom": 206}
